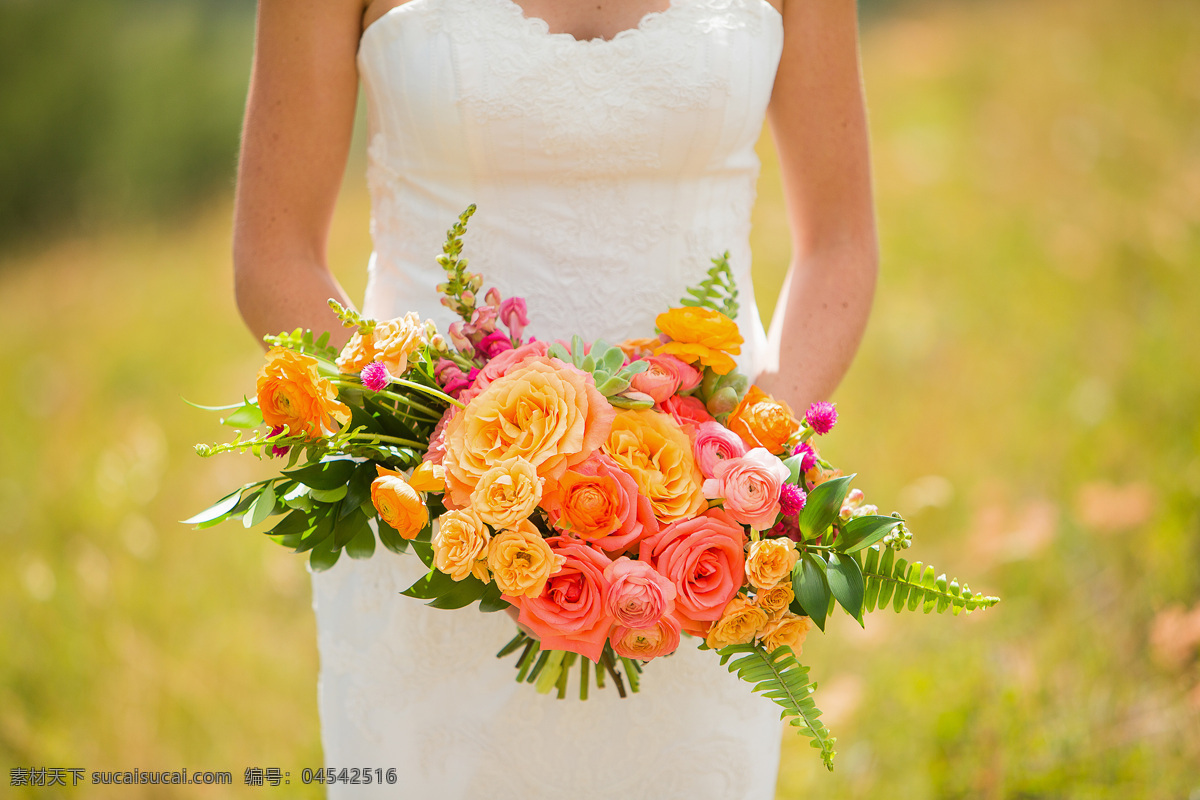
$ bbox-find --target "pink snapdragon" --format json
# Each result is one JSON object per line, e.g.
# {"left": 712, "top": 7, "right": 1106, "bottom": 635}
{"left": 702, "top": 447, "right": 791, "bottom": 530}
{"left": 477, "top": 330, "right": 515, "bottom": 359}
{"left": 499, "top": 296, "right": 529, "bottom": 342}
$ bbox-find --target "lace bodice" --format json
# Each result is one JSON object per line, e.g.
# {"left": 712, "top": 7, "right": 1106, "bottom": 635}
{"left": 312, "top": 0, "right": 786, "bottom": 796}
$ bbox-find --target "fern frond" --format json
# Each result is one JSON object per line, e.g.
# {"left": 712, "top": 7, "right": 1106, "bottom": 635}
{"left": 718, "top": 643, "right": 836, "bottom": 771}
{"left": 679, "top": 252, "right": 740, "bottom": 320}
{"left": 861, "top": 545, "right": 1000, "bottom": 616}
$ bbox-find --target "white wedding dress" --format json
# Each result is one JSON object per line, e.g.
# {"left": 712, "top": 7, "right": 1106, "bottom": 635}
{"left": 310, "top": 0, "right": 786, "bottom": 796}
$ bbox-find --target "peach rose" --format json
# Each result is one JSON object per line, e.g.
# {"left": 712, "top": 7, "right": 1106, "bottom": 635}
{"left": 654, "top": 307, "right": 743, "bottom": 375}
{"left": 727, "top": 386, "right": 801, "bottom": 455}
{"left": 603, "top": 409, "right": 706, "bottom": 524}
{"left": 432, "top": 508, "right": 491, "bottom": 582}
{"left": 693, "top": 420, "right": 748, "bottom": 479}
{"left": 758, "top": 612, "right": 814, "bottom": 655}
{"left": 335, "top": 332, "right": 376, "bottom": 374}
{"left": 442, "top": 357, "right": 615, "bottom": 507}
{"left": 373, "top": 312, "right": 425, "bottom": 377}
{"left": 603, "top": 557, "right": 676, "bottom": 629}
{"left": 540, "top": 452, "right": 658, "bottom": 553}
{"left": 470, "top": 456, "right": 543, "bottom": 529}
{"left": 610, "top": 614, "right": 682, "bottom": 661}
{"left": 487, "top": 520, "right": 564, "bottom": 598}
{"left": 702, "top": 447, "right": 790, "bottom": 530}
{"left": 629, "top": 355, "right": 702, "bottom": 405}
{"left": 745, "top": 537, "right": 799, "bottom": 590}
{"left": 639, "top": 507, "right": 747, "bottom": 635}
{"left": 506, "top": 537, "right": 614, "bottom": 663}
{"left": 705, "top": 595, "right": 769, "bottom": 650}
{"left": 755, "top": 582, "right": 795, "bottom": 615}
{"left": 257, "top": 347, "right": 350, "bottom": 439}
{"left": 371, "top": 469, "right": 428, "bottom": 540}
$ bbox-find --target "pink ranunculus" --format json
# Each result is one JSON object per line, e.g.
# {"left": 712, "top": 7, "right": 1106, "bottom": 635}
{"left": 477, "top": 330, "right": 515, "bottom": 359}
{"left": 610, "top": 614, "right": 682, "bottom": 661}
{"left": 603, "top": 557, "right": 676, "bottom": 629}
{"left": 693, "top": 421, "right": 748, "bottom": 479}
{"left": 661, "top": 394, "right": 714, "bottom": 434}
{"left": 639, "top": 508, "right": 747, "bottom": 636}
{"left": 702, "top": 447, "right": 791, "bottom": 530}
{"left": 541, "top": 452, "right": 659, "bottom": 554}
{"left": 506, "top": 537, "right": 614, "bottom": 663}
{"left": 629, "top": 355, "right": 702, "bottom": 405}
{"left": 498, "top": 296, "right": 529, "bottom": 342}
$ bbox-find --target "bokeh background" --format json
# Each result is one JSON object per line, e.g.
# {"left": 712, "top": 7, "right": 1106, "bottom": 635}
{"left": 2, "top": 0, "right": 1198, "bottom": 796}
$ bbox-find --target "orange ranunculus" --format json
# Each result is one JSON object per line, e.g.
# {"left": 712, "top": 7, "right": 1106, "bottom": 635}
{"left": 727, "top": 385, "right": 801, "bottom": 455}
{"left": 442, "top": 358, "right": 614, "bottom": 507}
{"left": 335, "top": 332, "right": 376, "bottom": 374}
{"left": 371, "top": 469, "right": 428, "bottom": 540}
{"left": 654, "top": 307, "right": 743, "bottom": 376}
{"left": 602, "top": 409, "right": 706, "bottom": 525}
{"left": 408, "top": 461, "right": 446, "bottom": 493}
{"left": 373, "top": 312, "right": 425, "bottom": 377}
{"left": 257, "top": 347, "right": 350, "bottom": 439}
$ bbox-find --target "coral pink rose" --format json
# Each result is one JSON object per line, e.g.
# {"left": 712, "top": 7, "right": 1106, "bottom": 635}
{"left": 459, "top": 340, "right": 550, "bottom": 404}
{"left": 639, "top": 508, "right": 747, "bottom": 636}
{"left": 661, "top": 394, "right": 714, "bottom": 434}
{"left": 693, "top": 421, "right": 748, "bottom": 479}
{"left": 540, "top": 453, "right": 658, "bottom": 554}
{"left": 702, "top": 447, "right": 791, "bottom": 530}
{"left": 629, "top": 355, "right": 702, "bottom": 405}
{"left": 610, "top": 614, "right": 682, "bottom": 661}
{"left": 422, "top": 406, "right": 457, "bottom": 467}
{"left": 603, "top": 557, "right": 676, "bottom": 629}
{"left": 505, "top": 537, "right": 614, "bottom": 663}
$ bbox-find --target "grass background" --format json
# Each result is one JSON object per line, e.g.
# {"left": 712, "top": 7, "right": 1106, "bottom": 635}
{"left": 1, "top": 0, "right": 1198, "bottom": 796}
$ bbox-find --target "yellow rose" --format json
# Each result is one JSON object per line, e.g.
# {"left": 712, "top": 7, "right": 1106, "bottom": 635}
{"left": 745, "top": 538, "right": 799, "bottom": 590}
{"left": 257, "top": 347, "right": 350, "bottom": 439}
{"left": 754, "top": 582, "right": 795, "bottom": 615}
{"left": 433, "top": 508, "right": 491, "bottom": 582}
{"left": 655, "top": 307, "right": 743, "bottom": 376}
{"left": 335, "top": 331, "right": 376, "bottom": 374}
{"left": 443, "top": 358, "right": 614, "bottom": 507}
{"left": 371, "top": 474, "right": 428, "bottom": 540}
{"left": 727, "top": 386, "right": 801, "bottom": 455}
{"left": 758, "top": 612, "right": 814, "bottom": 655}
{"left": 487, "top": 520, "right": 565, "bottom": 598}
{"left": 704, "top": 595, "right": 769, "bottom": 650}
{"left": 470, "top": 456, "right": 543, "bottom": 529}
{"left": 373, "top": 312, "right": 425, "bottom": 377}
{"left": 409, "top": 461, "right": 446, "bottom": 493}
{"left": 602, "top": 409, "right": 705, "bottom": 524}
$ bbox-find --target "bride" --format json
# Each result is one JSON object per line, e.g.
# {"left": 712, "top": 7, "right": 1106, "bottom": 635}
{"left": 232, "top": 0, "right": 876, "bottom": 796}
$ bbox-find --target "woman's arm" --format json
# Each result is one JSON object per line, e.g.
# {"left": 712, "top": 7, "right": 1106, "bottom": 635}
{"left": 755, "top": 0, "right": 878, "bottom": 410}
{"left": 232, "top": 0, "right": 367, "bottom": 350}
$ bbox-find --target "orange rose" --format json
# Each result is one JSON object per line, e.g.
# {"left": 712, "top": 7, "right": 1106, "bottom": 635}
{"left": 371, "top": 471, "right": 428, "bottom": 540}
{"left": 487, "top": 520, "right": 565, "bottom": 598}
{"left": 470, "top": 456, "right": 543, "bottom": 529}
{"left": 758, "top": 612, "right": 814, "bottom": 655}
{"left": 755, "top": 582, "right": 795, "bottom": 615}
{"left": 745, "top": 537, "right": 799, "bottom": 591}
{"left": 442, "top": 358, "right": 614, "bottom": 507}
{"left": 256, "top": 347, "right": 350, "bottom": 439}
{"left": 373, "top": 312, "right": 425, "bottom": 377}
{"left": 432, "top": 508, "right": 491, "bottom": 582}
{"left": 727, "top": 386, "right": 801, "bottom": 455}
{"left": 335, "top": 332, "right": 377, "bottom": 374}
{"left": 540, "top": 452, "right": 657, "bottom": 554}
{"left": 654, "top": 307, "right": 743, "bottom": 375}
{"left": 602, "top": 409, "right": 706, "bottom": 524}
{"left": 705, "top": 595, "right": 769, "bottom": 650}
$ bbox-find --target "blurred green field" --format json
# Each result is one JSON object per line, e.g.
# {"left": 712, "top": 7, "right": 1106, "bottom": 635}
{"left": 2, "top": 0, "right": 1198, "bottom": 797}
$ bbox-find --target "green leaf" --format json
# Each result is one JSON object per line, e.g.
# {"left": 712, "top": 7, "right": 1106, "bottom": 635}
{"left": 793, "top": 553, "right": 831, "bottom": 631}
{"left": 339, "top": 462, "right": 376, "bottom": 520}
{"left": 344, "top": 522, "right": 376, "bottom": 559}
{"left": 716, "top": 643, "right": 834, "bottom": 770}
{"left": 267, "top": 509, "right": 313, "bottom": 539}
{"left": 310, "top": 484, "right": 348, "bottom": 503}
{"left": 798, "top": 475, "right": 855, "bottom": 541}
{"left": 181, "top": 488, "right": 243, "bottom": 527}
{"left": 826, "top": 552, "right": 865, "bottom": 624}
{"left": 284, "top": 458, "right": 358, "bottom": 490}
{"left": 308, "top": 536, "right": 341, "bottom": 572}
{"left": 400, "top": 568, "right": 457, "bottom": 599}
{"left": 244, "top": 482, "right": 277, "bottom": 528}
{"left": 292, "top": 506, "right": 336, "bottom": 553}
{"left": 333, "top": 506, "right": 370, "bottom": 550}
{"left": 220, "top": 398, "right": 264, "bottom": 429}
{"left": 837, "top": 515, "right": 904, "bottom": 554}
{"left": 478, "top": 582, "right": 509, "bottom": 613}
{"left": 427, "top": 577, "right": 487, "bottom": 609}
{"left": 377, "top": 522, "right": 409, "bottom": 555}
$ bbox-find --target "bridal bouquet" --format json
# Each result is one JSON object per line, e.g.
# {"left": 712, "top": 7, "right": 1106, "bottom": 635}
{"left": 188, "top": 207, "right": 998, "bottom": 770}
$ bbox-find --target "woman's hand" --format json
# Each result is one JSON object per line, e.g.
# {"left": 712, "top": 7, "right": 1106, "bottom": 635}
{"left": 756, "top": 0, "right": 878, "bottom": 410}
{"left": 232, "top": 0, "right": 368, "bottom": 349}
